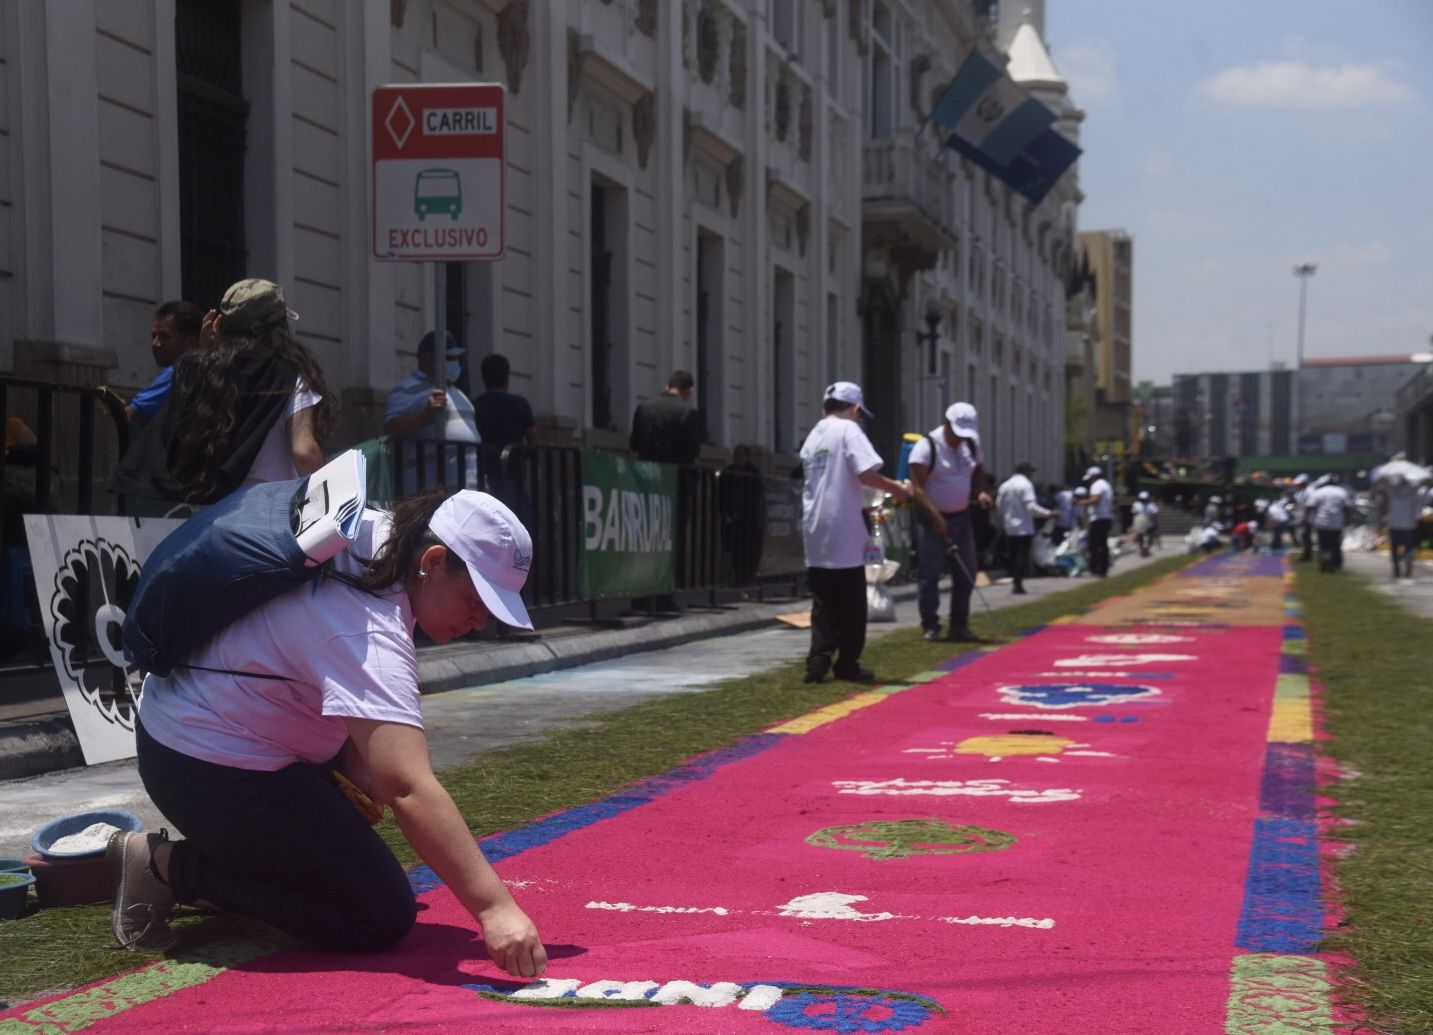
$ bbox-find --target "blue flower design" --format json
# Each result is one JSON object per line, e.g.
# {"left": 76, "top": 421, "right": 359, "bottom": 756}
{"left": 766, "top": 992, "right": 933, "bottom": 1031}
{"left": 998, "top": 682, "right": 1159, "bottom": 709}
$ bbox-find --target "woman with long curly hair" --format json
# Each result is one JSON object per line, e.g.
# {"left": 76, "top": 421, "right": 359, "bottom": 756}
{"left": 114, "top": 279, "right": 337, "bottom": 505}
{"left": 106, "top": 488, "right": 548, "bottom": 977}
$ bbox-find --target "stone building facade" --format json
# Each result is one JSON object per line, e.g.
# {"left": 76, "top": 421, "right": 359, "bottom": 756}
{"left": 1, "top": 0, "right": 1078, "bottom": 477}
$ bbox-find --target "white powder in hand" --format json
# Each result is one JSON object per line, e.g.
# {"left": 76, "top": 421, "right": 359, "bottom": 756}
{"left": 48, "top": 822, "right": 123, "bottom": 854}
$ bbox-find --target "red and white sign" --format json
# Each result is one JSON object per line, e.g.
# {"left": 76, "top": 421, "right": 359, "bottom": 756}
{"left": 371, "top": 83, "right": 505, "bottom": 261}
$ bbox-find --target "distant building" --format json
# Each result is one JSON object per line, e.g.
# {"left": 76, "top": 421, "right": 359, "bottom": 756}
{"left": 1170, "top": 355, "right": 1425, "bottom": 467}
{"left": 1079, "top": 230, "right": 1132, "bottom": 408}
{"left": 1298, "top": 356, "right": 1420, "bottom": 457}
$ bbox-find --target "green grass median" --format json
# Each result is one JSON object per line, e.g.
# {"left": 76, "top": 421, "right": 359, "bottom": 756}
{"left": 1296, "top": 564, "right": 1433, "bottom": 1035}
{"left": 0, "top": 556, "right": 1189, "bottom": 1008}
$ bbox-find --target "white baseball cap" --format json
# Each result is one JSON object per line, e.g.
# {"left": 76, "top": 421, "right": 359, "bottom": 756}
{"left": 1083, "top": 466, "right": 1103, "bottom": 481}
{"left": 945, "top": 402, "right": 979, "bottom": 437}
{"left": 824, "top": 381, "right": 872, "bottom": 417}
{"left": 429, "top": 491, "right": 534, "bottom": 630}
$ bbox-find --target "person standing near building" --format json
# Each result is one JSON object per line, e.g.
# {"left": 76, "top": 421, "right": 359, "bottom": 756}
{"left": 385, "top": 331, "right": 481, "bottom": 494}
{"left": 470, "top": 353, "right": 536, "bottom": 516}
{"left": 629, "top": 370, "right": 701, "bottom": 465}
{"left": 907, "top": 402, "right": 992, "bottom": 642}
{"left": 1131, "top": 490, "right": 1159, "bottom": 558}
{"left": 113, "top": 279, "right": 334, "bottom": 504}
{"left": 471, "top": 354, "right": 536, "bottom": 452}
{"left": 1309, "top": 474, "right": 1351, "bottom": 572}
{"left": 627, "top": 370, "right": 702, "bottom": 613}
{"left": 1293, "top": 474, "right": 1315, "bottom": 562}
{"left": 126, "top": 301, "right": 204, "bottom": 427}
{"left": 1051, "top": 482, "right": 1076, "bottom": 546}
{"left": 1077, "top": 465, "right": 1115, "bottom": 576}
{"left": 1377, "top": 460, "right": 1423, "bottom": 582}
{"left": 995, "top": 462, "right": 1051, "bottom": 595}
{"left": 799, "top": 382, "right": 910, "bottom": 683}
{"left": 1265, "top": 493, "right": 1292, "bottom": 551}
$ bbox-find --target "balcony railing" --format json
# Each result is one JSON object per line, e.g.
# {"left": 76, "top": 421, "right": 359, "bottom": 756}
{"left": 861, "top": 130, "right": 957, "bottom": 246}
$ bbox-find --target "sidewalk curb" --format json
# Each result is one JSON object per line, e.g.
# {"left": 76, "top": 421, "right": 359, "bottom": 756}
{"left": 0, "top": 715, "right": 86, "bottom": 781}
{"left": 0, "top": 584, "right": 919, "bottom": 782}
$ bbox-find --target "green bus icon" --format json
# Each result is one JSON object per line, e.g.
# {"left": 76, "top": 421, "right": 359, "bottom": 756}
{"left": 415, "top": 168, "right": 462, "bottom": 220}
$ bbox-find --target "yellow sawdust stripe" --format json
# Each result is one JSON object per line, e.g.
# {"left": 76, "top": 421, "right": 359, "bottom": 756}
{"left": 1268, "top": 698, "right": 1313, "bottom": 743}
{"left": 767, "top": 692, "right": 888, "bottom": 734}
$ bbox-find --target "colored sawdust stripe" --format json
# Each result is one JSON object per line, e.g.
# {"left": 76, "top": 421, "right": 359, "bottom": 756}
{"left": 765, "top": 692, "right": 887, "bottom": 734}
{"left": 905, "top": 671, "right": 949, "bottom": 684}
{"left": 1227, "top": 569, "right": 1338, "bottom": 1031}
{"left": 0, "top": 936, "right": 289, "bottom": 1035}
{"left": 1225, "top": 953, "right": 1336, "bottom": 1033}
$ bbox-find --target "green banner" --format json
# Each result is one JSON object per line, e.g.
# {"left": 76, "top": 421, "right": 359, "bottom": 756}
{"left": 580, "top": 450, "right": 677, "bottom": 599}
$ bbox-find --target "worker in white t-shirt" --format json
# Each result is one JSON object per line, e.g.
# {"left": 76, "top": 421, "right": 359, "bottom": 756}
{"left": 1131, "top": 490, "right": 1159, "bottom": 557}
{"left": 1308, "top": 474, "right": 1351, "bottom": 572}
{"left": 907, "top": 402, "right": 993, "bottom": 642}
{"left": 1376, "top": 456, "right": 1426, "bottom": 582}
{"left": 1076, "top": 465, "right": 1116, "bottom": 576}
{"left": 995, "top": 461, "right": 1052, "bottom": 594}
{"left": 798, "top": 381, "right": 911, "bottom": 684}
{"left": 108, "top": 491, "right": 548, "bottom": 979}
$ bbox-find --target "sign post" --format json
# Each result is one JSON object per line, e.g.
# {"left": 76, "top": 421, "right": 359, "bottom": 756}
{"left": 372, "top": 83, "right": 506, "bottom": 385}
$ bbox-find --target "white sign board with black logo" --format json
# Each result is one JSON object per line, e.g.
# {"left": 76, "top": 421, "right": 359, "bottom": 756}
{"left": 23, "top": 515, "right": 182, "bottom": 764}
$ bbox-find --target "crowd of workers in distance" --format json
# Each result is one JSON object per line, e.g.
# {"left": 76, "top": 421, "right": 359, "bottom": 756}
{"left": 1183, "top": 461, "right": 1431, "bottom": 581}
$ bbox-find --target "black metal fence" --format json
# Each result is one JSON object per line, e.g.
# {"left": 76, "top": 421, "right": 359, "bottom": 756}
{"left": 2, "top": 376, "right": 131, "bottom": 666}
{"left": 388, "top": 439, "right": 798, "bottom": 614}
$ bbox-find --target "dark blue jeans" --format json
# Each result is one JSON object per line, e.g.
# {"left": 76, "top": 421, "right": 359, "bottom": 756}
{"left": 917, "top": 510, "right": 976, "bottom": 633}
{"left": 136, "top": 720, "right": 417, "bottom": 952}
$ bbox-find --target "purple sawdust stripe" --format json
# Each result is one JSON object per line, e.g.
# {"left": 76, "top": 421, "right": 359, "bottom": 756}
{"left": 1179, "top": 553, "right": 1288, "bottom": 578}
{"left": 1259, "top": 743, "right": 1316, "bottom": 820}
{"left": 406, "top": 734, "right": 786, "bottom": 894}
{"left": 1235, "top": 816, "right": 1323, "bottom": 953}
{"left": 1283, "top": 624, "right": 1306, "bottom": 640}
{"left": 1279, "top": 654, "right": 1310, "bottom": 674}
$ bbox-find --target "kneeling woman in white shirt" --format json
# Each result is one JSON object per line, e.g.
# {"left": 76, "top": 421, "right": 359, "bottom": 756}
{"left": 108, "top": 490, "right": 548, "bottom": 979}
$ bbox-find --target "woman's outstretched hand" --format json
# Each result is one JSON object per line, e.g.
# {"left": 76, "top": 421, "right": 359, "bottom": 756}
{"left": 478, "top": 901, "right": 548, "bottom": 978}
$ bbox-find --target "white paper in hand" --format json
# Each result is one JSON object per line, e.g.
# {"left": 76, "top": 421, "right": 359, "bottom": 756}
{"left": 294, "top": 449, "right": 367, "bottom": 565}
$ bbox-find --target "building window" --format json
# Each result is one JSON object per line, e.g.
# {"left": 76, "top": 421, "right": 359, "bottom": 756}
{"left": 772, "top": 268, "right": 796, "bottom": 452}
{"left": 865, "top": 1, "right": 896, "bottom": 137}
{"left": 772, "top": 0, "right": 803, "bottom": 58}
{"left": 590, "top": 181, "right": 630, "bottom": 431}
{"left": 176, "top": 0, "right": 249, "bottom": 309}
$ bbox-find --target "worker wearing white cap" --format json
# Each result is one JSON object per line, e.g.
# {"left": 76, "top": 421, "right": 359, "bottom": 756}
{"left": 798, "top": 382, "right": 912, "bottom": 683}
{"left": 907, "top": 401, "right": 993, "bottom": 641}
{"left": 112, "top": 491, "right": 548, "bottom": 975}
{"left": 1075, "top": 465, "right": 1115, "bottom": 576}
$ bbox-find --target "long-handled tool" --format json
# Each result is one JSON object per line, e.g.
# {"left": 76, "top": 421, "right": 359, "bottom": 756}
{"left": 945, "top": 536, "right": 1004, "bottom": 640}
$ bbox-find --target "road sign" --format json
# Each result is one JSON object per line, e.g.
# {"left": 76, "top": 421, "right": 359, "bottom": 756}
{"left": 371, "top": 83, "right": 505, "bottom": 261}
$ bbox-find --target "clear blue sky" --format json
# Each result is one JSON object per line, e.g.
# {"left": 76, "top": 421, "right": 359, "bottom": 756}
{"left": 1044, "top": 0, "right": 1433, "bottom": 384}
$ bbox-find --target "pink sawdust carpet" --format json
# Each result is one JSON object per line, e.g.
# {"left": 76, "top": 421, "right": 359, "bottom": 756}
{"left": 4, "top": 564, "right": 1343, "bottom": 1032}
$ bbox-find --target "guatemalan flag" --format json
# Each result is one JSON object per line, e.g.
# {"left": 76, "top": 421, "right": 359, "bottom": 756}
{"left": 931, "top": 50, "right": 1081, "bottom": 204}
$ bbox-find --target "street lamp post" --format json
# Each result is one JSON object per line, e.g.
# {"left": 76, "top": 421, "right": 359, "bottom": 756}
{"left": 1293, "top": 263, "right": 1317, "bottom": 451}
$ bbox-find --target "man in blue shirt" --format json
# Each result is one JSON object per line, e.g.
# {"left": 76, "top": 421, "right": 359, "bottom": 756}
{"left": 126, "top": 301, "right": 203, "bottom": 426}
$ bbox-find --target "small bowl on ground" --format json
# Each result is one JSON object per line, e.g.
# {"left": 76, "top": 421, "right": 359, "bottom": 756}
{"left": 0, "top": 870, "right": 36, "bottom": 919}
{"left": 31, "top": 809, "right": 143, "bottom": 860}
